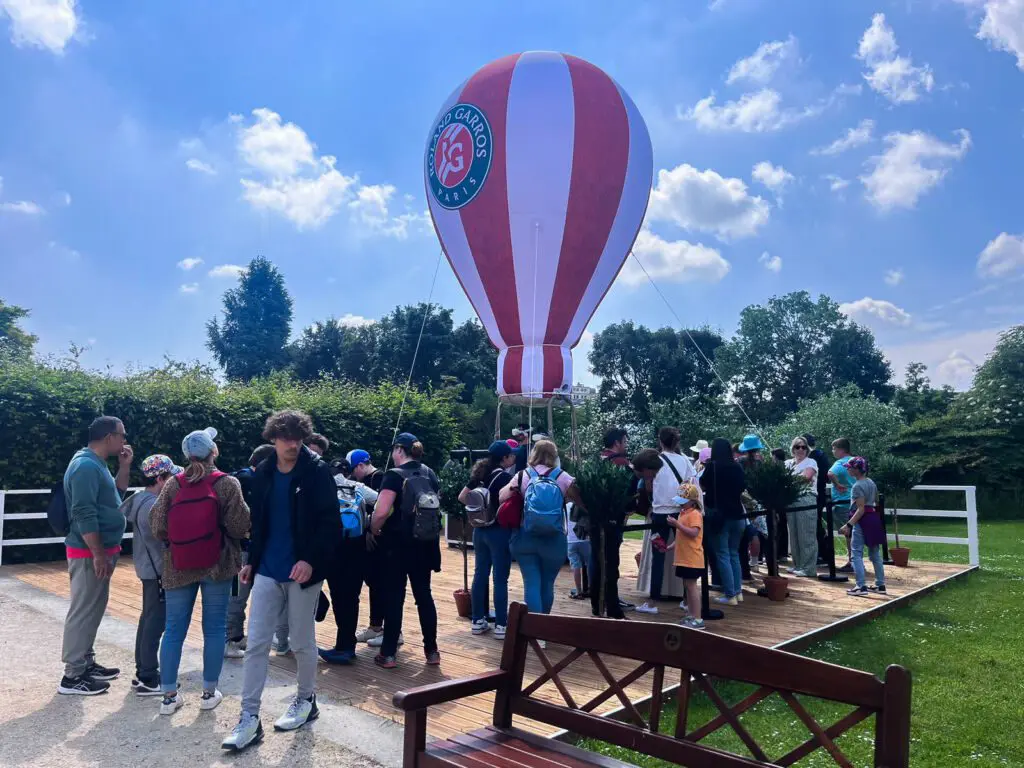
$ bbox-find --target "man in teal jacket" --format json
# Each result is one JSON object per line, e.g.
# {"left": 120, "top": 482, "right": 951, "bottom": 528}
{"left": 59, "top": 415, "right": 133, "bottom": 696}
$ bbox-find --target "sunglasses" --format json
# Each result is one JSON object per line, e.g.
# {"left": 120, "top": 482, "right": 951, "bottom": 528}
{"left": 793, "top": 445, "right": 808, "bottom": 451}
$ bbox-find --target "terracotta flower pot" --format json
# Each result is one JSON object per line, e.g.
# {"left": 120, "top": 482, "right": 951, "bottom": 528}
{"left": 453, "top": 588, "right": 473, "bottom": 618}
{"left": 763, "top": 575, "right": 789, "bottom": 602}
{"left": 890, "top": 547, "right": 911, "bottom": 567}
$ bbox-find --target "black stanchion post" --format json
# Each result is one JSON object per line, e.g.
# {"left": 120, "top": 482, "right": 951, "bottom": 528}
{"left": 818, "top": 497, "right": 848, "bottom": 583}
{"left": 702, "top": 547, "right": 724, "bottom": 621}
{"left": 765, "top": 507, "right": 779, "bottom": 578}
{"left": 593, "top": 521, "right": 605, "bottom": 616}
{"left": 879, "top": 493, "right": 894, "bottom": 565}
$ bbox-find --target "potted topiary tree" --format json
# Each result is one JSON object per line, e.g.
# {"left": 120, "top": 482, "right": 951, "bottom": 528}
{"left": 744, "top": 460, "right": 809, "bottom": 601}
{"left": 439, "top": 461, "right": 473, "bottom": 617}
{"left": 871, "top": 455, "right": 922, "bottom": 567}
{"left": 570, "top": 458, "right": 637, "bottom": 616}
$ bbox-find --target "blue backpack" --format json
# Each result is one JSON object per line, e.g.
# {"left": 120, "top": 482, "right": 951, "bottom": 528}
{"left": 522, "top": 467, "right": 565, "bottom": 537}
{"left": 337, "top": 484, "right": 366, "bottom": 539}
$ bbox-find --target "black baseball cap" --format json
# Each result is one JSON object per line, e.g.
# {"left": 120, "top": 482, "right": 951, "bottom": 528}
{"left": 393, "top": 432, "right": 418, "bottom": 449}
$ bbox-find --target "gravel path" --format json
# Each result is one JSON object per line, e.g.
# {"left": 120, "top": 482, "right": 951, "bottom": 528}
{"left": 0, "top": 573, "right": 403, "bottom": 768}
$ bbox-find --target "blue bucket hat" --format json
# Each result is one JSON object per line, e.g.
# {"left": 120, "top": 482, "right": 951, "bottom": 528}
{"left": 182, "top": 427, "right": 218, "bottom": 461}
{"left": 738, "top": 434, "right": 766, "bottom": 453}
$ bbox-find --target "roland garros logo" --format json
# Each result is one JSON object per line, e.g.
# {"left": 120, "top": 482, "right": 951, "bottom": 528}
{"left": 427, "top": 102, "right": 492, "bottom": 210}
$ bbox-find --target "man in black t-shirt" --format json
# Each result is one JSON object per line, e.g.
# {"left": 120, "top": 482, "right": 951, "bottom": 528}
{"left": 346, "top": 449, "right": 389, "bottom": 648}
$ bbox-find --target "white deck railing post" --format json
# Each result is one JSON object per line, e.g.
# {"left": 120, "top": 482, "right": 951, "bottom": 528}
{"left": 965, "top": 486, "right": 979, "bottom": 567}
{"left": 0, "top": 491, "right": 6, "bottom": 567}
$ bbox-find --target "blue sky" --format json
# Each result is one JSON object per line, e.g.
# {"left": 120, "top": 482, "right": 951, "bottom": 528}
{"left": 2, "top": 0, "right": 1023, "bottom": 390}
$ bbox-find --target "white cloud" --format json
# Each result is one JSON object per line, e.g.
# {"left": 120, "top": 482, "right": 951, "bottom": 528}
{"left": 824, "top": 174, "right": 851, "bottom": 192}
{"left": 884, "top": 268, "right": 905, "bottom": 286}
{"left": 0, "top": 200, "right": 44, "bottom": 214}
{"left": 751, "top": 161, "right": 794, "bottom": 194}
{"left": 622, "top": 229, "right": 731, "bottom": 286}
{"left": 884, "top": 327, "right": 1004, "bottom": 390}
{"left": 840, "top": 297, "right": 913, "bottom": 327}
{"left": 936, "top": 350, "right": 978, "bottom": 390}
{"left": 977, "top": 232, "right": 1024, "bottom": 278}
{"left": 682, "top": 88, "right": 821, "bottom": 133}
{"left": 856, "top": 13, "right": 935, "bottom": 103}
{"left": 208, "top": 264, "right": 246, "bottom": 278}
{"left": 963, "top": 0, "right": 1024, "bottom": 70}
{"left": 811, "top": 119, "right": 875, "bottom": 156}
{"left": 860, "top": 129, "right": 971, "bottom": 211}
{"left": 339, "top": 313, "right": 375, "bottom": 328}
{"left": 726, "top": 36, "right": 798, "bottom": 85}
{"left": 647, "top": 163, "right": 770, "bottom": 240}
{"left": 758, "top": 251, "right": 783, "bottom": 273}
{"left": 237, "top": 108, "right": 359, "bottom": 230}
{"left": 0, "top": 0, "right": 79, "bottom": 53}
{"left": 348, "top": 184, "right": 430, "bottom": 240}
{"left": 177, "top": 257, "right": 203, "bottom": 271}
{"left": 185, "top": 158, "right": 217, "bottom": 175}
{"left": 179, "top": 283, "right": 199, "bottom": 294}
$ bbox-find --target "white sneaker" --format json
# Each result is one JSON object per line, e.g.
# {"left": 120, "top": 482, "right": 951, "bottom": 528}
{"left": 274, "top": 694, "right": 319, "bottom": 731}
{"left": 222, "top": 713, "right": 264, "bottom": 752}
{"left": 635, "top": 602, "right": 659, "bottom": 615}
{"left": 200, "top": 689, "right": 224, "bottom": 711}
{"left": 368, "top": 632, "right": 403, "bottom": 648}
{"left": 678, "top": 601, "right": 691, "bottom": 617}
{"left": 160, "top": 693, "right": 184, "bottom": 715}
{"left": 225, "top": 640, "right": 246, "bottom": 659}
{"left": 735, "top": 592, "right": 744, "bottom": 603}
{"left": 494, "top": 625, "right": 506, "bottom": 640}
{"left": 713, "top": 596, "right": 738, "bottom": 607}
{"left": 274, "top": 644, "right": 293, "bottom": 657}
{"left": 471, "top": 619, "right": 491, "bottom": 636}
{"left": 355, "top": 627, "right": 383, "bottom": 644}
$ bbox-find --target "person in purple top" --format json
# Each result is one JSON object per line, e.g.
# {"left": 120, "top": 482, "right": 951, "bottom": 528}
{"left": 840, "top": 457, "right": 887, "bottom": 597}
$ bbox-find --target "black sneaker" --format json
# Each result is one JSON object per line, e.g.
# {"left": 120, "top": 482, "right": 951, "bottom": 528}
{"left": 59, "top": 675, "right": 110, "bottom": 696}
{"left": 86, "top": 662, "right": 121, "bottom": 681}
{"left": 837, "top": 563, "right": 855, "bottom": 574}
{"left": 134, "top": 678, "right": 162, "bottom": 697}
{"left": 869, "top": 584, "right": 887, "bottom": 594}
{"left": 617, "top": 599, "right": 635, "bottom": 612}
{"left": 846, "top": 585, "right": 869, "bottom": 597}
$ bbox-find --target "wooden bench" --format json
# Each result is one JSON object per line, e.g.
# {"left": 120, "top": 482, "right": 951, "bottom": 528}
{"left": 394, "top": 602, "right": 912, "bottom": 767}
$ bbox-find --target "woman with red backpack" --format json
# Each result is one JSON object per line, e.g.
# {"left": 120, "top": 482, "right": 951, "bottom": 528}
{"left": 150, "top": 427, "right": 250, "bottom": 716}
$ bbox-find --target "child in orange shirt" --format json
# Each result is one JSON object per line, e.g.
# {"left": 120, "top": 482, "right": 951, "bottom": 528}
{"left": 667, "top": 483, "right": 705, "bottom": 630}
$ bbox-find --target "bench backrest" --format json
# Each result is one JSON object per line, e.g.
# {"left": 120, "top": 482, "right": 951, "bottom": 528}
{"left": 494, "top": 602, "right": 911, "bottom": 768}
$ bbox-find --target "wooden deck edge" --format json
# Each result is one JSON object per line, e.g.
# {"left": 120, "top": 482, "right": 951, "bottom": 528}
{"left": 548, "top": 563, "right": 978, "bottom": 743}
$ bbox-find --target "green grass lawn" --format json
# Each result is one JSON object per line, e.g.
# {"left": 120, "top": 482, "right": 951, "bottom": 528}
{"left": 578, "top": 518, "right": 1024, "bottom": 767}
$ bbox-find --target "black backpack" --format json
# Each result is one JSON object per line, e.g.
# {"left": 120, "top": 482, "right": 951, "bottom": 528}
{"left": 395, "top": 466, "right": 442, "bottom": 542}
{"left": 47, "top": 480, "right": 70, "bottom": 536}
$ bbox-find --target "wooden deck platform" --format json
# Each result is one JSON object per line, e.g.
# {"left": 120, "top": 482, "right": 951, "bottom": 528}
{"left": 3, "top": 542, "right": 973, "bottom": 741}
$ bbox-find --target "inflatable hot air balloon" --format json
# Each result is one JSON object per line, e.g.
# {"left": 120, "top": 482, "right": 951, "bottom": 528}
{"left": 425, "top": 52, "right": 653, "bottom": 404}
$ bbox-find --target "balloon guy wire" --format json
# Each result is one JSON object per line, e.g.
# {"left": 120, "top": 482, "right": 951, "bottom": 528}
{"left": 627, "top": 250, "right": 764, "bottom": 438}
{"left": 384, "top": 248, "right": 445, "bottom": 473}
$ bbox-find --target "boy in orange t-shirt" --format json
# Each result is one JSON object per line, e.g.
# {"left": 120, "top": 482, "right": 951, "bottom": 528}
{"left": 667, "top": 483, "right": 705, "bottom": 630}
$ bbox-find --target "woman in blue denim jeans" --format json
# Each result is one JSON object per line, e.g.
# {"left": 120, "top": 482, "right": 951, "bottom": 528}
{"left": 498, "top": 440, "right": 584, "bottom": 616}
{"left": 149, "top": 428, "right": 250, "bottom": 716}
{"left": 699, "top": 438, "right": 747, "bottom": 606}
{"left": 458, "top": 441, "right": 517, "bottom": 639}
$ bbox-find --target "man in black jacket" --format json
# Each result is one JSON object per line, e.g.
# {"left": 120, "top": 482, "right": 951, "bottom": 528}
{"left": 222, "top": 410, "right": 340, "bottom": 753}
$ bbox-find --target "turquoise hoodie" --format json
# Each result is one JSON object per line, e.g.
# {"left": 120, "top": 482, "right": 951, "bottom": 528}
{"left": 63, "top": 448, "right": 126, "bottom": 551}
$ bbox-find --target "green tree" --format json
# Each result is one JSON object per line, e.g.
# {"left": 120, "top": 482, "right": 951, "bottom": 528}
{"left": 206, "top": 257, "right": 293, "bottom": 381}
{"left": 716, "top": 291, "right": 893, "bottom": 425}
{"left": 764, "top": 384, "right": 905, "bottom": 461}
{"left": 0, "top": 299, "right": 38, "bottom": 359}
{"left": 288, "top": 319, "right": 376, "bottom": 384}
{"left": 893, "top": 362, "right": 957, "bottom": 424}
{"left": 588, "top": 322, "right": 724, "bottom": 423}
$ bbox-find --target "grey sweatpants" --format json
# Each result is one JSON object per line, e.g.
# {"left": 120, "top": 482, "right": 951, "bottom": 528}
{"left": 240, "top": 574, "right": 322, "bottom": 716}
{"left": 226, "top": 552, "right": 290, "bottom": 645}
{"left": 62, "top": 555, "right": 117, "bottom": 679}
{"left": 789, "top": 504, "right": 819, "bottom": 575}
{"left": 135, "top": 578, "right": 165, "bottom": 681}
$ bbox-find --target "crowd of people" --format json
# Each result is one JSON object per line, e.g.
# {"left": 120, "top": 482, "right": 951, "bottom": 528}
{"left": 54, "top": 411, "right": 887, "bottom": 753}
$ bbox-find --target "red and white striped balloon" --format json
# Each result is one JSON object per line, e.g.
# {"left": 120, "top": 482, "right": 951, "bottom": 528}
{"left": 424, "top": 52, "right": 653, "bottom": 401}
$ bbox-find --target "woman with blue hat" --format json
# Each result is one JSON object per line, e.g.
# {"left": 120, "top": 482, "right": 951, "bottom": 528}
{"left": 457, "top": 440, "right": 517, "bottom": 640}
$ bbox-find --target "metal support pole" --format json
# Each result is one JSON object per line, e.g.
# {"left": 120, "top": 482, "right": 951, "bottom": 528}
{"left": 818, "top": 497, "right": 848, "bottom": 583}
{"left": 701, "top": 547, "right": 724, "bottom": 621}
{"left": 879, "top": 493, "right": 894, "bottom": 565}
{"left": 493, "top": 399, "right": 503, "bottom": 441}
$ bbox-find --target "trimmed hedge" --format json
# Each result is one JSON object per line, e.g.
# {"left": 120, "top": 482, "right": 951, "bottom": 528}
{"left": 0, "top": 360, "right": 459, "bottom": 491}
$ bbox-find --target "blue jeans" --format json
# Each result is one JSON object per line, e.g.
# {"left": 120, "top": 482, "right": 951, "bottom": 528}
{"left": 510, "top": 530, "right": 567, "bottom": 614}
{"left": 471, "top": 525, "right": 512, "bottom": 626}
{"left": 711, "top": 518, "right": 745, "bottom": 598}
{"left": 160, "top": 578, "right": 232, "bottom": 693}
{"left": 851, "top": 523, "right": 886, "bottom": 588}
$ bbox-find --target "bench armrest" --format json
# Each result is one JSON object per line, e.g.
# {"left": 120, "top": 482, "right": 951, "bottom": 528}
{"left": 393, "top": 669, "right": 510, "bottom": 711}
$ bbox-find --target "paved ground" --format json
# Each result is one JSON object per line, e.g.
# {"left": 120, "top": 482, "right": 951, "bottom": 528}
{"left": 0, "top": 573, "right": 403, "bottom": 768}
